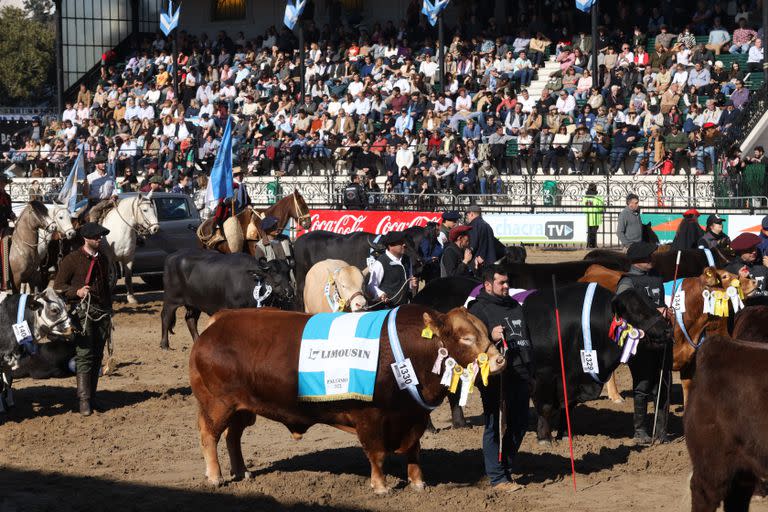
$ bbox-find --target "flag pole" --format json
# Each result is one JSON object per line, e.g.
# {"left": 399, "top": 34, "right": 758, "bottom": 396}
{"left": 299, "top": 20, "right": 306, "bottom": 104}
{"left": 438, "top": 13, "right": 444, "bottom": 93}
{"left": 591, "top": 0, "right": 598, "bottom": 86}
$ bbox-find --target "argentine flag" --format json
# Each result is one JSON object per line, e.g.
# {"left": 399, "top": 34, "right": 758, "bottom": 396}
{"left": 204, "top": 116, "right": 234, "bottom": 210}
{"left": 57, "top": 146, "right": 86, "bottom": 214}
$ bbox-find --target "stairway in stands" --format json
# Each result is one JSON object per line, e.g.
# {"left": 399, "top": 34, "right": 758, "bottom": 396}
{"left": 527, "top": 58, "right": 562, "bottom": 97}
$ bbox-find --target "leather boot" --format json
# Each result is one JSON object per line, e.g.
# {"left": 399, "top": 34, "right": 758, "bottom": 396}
{"left": 632, "top": 399, "right": 651, "bottom": 445}
{"left": 90, "top": 366, "right": 103, "bottom": 412}
{"left": 77, "top": 372, "right": 92, "bottom": 416}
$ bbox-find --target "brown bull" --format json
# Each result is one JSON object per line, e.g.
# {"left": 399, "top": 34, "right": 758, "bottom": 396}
{"left": 686, "top": 334, "right": 768, "bottom": 511}
{"left": 733, "top": 305, "right": 768, "bottom": 342}
{"left": 189, "top": 305, "right": 505, "bottom": 493}
{"left": 579, "top": 265, "right": 756, "bottom": 407}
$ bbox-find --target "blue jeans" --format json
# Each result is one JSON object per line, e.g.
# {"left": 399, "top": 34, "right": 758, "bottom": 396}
{"left": 730, "top": 43, "right": 751, "bottom": 54}
{"left": 513, "top": 69, "right": 534, "bottom": 87}
{"left": 480, "top": 177, "right": 502, "bottom": 194}
{"left": 696, "top": 145, "right": 716, "bottom": 173}
{"left": 609, "top": 148, "right": 628, "bottom": 172}
{"left": 632, "top": 150, "right": 655, "bottom": 174}
{"left": 481, "top": 373, "right": 529, "bottom": 485}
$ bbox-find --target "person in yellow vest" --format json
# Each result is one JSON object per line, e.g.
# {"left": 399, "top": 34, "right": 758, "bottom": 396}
{"left": 582, "top": 183, "right": 604, "bottom": 248}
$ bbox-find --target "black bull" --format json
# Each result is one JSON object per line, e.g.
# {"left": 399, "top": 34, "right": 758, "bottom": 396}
{"left": 160, "top": 249, "right": 295, "bottom": 349}
{"left": 524, "top": 284, "right": 672, "bottom": 441}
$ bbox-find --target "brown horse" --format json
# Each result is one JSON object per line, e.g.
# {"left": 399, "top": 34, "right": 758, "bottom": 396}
{"left": 9, "top": 201, "right": 57, "bottom": 292}
{"left": 202, "top": 190, "right": 312, "bottom": 256}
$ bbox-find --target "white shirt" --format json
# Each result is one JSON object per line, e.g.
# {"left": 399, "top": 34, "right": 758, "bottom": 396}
{"left": 367, "top": 250, "right": 407, "bottom": 299}
{"left": 556, "top": 95, "right": 576, "bottom": 115}
{"left": 455, "top": 95, "right": 472, "bottom": 112}
{"left": 517, "top": 95, "right": 536, "bottom": 114}
{"left": 87, "top": 170, "right": 116, "bottom": 200}
{"left": 419, "top": 60, "right": 438, "bottom": 78}
{"left": 62, "top": 108, "right": 77, "bottom": 124}
{"left": 347, "top": 80, "right": 364, "bottom": 97}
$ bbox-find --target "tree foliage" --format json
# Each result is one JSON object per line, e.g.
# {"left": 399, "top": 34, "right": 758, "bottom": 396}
{"left": 23, "top": 0, "right": 55, "bottom": 24}
{"left": 0, "top": 6, "right": 54, "bottom": 103}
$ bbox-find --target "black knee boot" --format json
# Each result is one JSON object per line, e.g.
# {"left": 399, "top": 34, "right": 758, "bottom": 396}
{"left": 633, "top": 398, "right": 651, "bottom": 445}
{"left": 77, "top": 373, "right": 92, "bottom": 416}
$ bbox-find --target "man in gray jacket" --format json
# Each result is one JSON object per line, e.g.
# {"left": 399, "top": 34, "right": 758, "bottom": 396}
{"left": 617, "top": 193, "right": 642, "bottom": 248}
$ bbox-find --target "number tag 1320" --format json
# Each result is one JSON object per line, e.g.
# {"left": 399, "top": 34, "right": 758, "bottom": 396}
{"left": 391, "top": 358, "right": 420, "bottom": 390}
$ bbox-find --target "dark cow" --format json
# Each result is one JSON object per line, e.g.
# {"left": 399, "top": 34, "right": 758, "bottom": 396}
{"left": 189, "top": 305, "right": 506, "bottom": 492}
{"left": 585, "top": 246, "right": 732, "bottom": 281}
{"left": 733, "top": 304, "right": 768, "bottom": 342}
{"left": 0, "top": 288, "right": 74, "bottom": 412}
{"left": 523, "top": 284, "right": 672, "bottom": 442}
{"left": 160, "top": 250, "right": 295, "bottom": 349}
{"left": 412, "top": 277, "right": 481, "bottom": 313}
{"left": 685, "top": 334, "right": 768, "bottom": 511}
{"left": 13, "top": 338, "right": 74, "bottom": 379}
{"left": 293, "top": 230, "right": 424, "bottom": 304}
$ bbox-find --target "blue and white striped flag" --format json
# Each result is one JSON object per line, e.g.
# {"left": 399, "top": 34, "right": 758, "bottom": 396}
{"left": 422, "top": 0, "right": 449, "bottom": 26}
{"left": 204, "top": 117, "right": 234, "bottom": 209}
{"left": 283, "top": 0, "right": 306, "bottom": 30}
{"left": 57, "top": 146, "right": 86, "bottom": 214}
{"left": 575, "top": 0, "right": 595, "bottom": 13}
{"left": 160, "top": 0, "right": 180, "bottom": 36}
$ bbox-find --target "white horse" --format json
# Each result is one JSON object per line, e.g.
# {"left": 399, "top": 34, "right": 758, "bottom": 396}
{"left": 37, "top": 204, "right": 77, "bottom": 267}
{"left": 100, "top": 193, "right": 160, "bottom": 304}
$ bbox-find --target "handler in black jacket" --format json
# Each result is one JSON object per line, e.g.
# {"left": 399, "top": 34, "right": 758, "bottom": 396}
{"left": 466, "top": 205, "right": 497, "bottom": 270}
{"left": 468, "top": 265, "right": 532, "bottom": 492}
{"left": 440, "top": 225, "right": 474, "bottom": 277}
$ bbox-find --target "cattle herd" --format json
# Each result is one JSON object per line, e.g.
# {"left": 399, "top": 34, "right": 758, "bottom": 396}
{"left": 3, "top": 223, "right": 768, "bottom": 511}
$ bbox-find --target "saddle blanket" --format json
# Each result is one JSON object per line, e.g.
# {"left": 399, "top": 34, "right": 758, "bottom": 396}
{"left": 298, "top": 310, "right": 390, "bottom": 402}
{"left": 664, "top": 279, "right": 686, "bottom": 310}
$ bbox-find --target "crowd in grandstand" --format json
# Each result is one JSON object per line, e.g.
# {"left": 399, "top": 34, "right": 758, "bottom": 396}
{"left": 1, "top": 1, "right": 766, "bottom": 200}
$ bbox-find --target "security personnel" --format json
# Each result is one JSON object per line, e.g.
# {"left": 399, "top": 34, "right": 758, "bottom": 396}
{"left": 53, "top": 222, "right": 113, "bottom": 416}
{"left": 616, "top": 242, "right": 672, "bottom": 445}
{"left": 438, "top": 211, "right": 460, "bottom": 246}
{"left": 440, "top": 225, "right": 474, "bottom": 277}
{"left": 343, "top": 174, "right": 366, "bottom": 210}
{"left": 697, "top": 213, "right": 730, "bottom": 250}
{"left": 468, "top": 265, "right": 531, "bottom": 492}
{"left": 367, "top": 231, "right": 418, "bottom": 306}
{"left": 726, "top": 233, "right": 768, "bottom": 292}
{"left": 0, "top": 175, "right": 16, "bottom": 291}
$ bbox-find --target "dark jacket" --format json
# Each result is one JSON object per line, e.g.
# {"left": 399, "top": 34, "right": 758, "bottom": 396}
{"left": 440, "top": 243, "right": 472, "bottom": 277}
{"left": 468, "top": 215, "right": 497, "bottom": 265}
{"left": 468, "top": 290, "right": 532, "bottom": 380}
{"left": 53, "top": 248, "right": 112, "bottom": 309}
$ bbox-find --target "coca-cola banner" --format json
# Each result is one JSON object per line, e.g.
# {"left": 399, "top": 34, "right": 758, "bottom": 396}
{"left": 306, "top": 210, "right": 443, "bottom": 235}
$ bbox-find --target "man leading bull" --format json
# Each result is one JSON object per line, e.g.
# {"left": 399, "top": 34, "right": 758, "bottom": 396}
{"left": 367, "top": 231, "right": 418, "bottom": 307}
{"left": 53, "top": 222, "right": 113, "bottom": 416}
{"left": 440, "top": 225, "right": 474, "bottom": 278}
{"left": 468, "top": 265, "right": 532, "bottom": 492}
{"left": 616, "top": 242, "right": 673, "bottom": 445}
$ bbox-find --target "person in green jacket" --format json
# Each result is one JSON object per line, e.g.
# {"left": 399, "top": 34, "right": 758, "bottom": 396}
{"left": 266, "top": 171, "right": 284, "bottom": 205}
{"left": 582, "top": 183, "right": 604, "bottom": 248}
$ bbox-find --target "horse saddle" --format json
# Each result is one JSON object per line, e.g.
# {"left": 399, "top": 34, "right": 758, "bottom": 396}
{"left": 88, "top": 199, "right": 117, "bottom": 224}
{"left": 197, "top": 218, "right": 225, "bottom": 249}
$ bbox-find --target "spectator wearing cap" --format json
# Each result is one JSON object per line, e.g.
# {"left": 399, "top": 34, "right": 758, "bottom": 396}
{"left": 616, "top": 241, "right": 671, "bottom": 444}
{"left": 697, "top": 213, "right": 730, "bottom": 249}
{"left": 85, "top": 154, "right": 116, "bottom": 207}
{"left": 440, "top": 225, "right": 474, "bottom": 277}
{"left": 367, "top": 231, "right": 418, "bottom": 307}
{"left": 466, "top": 205, "right": 496, "bottom": 269}
{"left": 617, "top": 193, "right": 642, "bottom": 248}
{"left": 726, "top": 233, "right": 768, "bottom": 291}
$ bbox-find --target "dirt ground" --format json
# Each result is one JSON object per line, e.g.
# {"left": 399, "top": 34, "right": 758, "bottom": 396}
{"left": 1, "top": 248, "right": 765, "bottom": 512}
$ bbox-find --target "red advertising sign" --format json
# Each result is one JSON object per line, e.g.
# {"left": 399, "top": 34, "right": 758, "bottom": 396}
{"left": 306, "top": 210, "right": 443, "bottom": 235}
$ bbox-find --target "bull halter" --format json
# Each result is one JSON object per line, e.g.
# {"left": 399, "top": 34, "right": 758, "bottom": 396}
{"left": 324, "top": 268, "right": 364, "bottom": 312}
{"left": 386, "top": 307, "right": 493, "bottom": 411}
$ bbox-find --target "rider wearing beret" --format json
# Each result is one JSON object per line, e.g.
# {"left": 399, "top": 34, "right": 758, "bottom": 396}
{"left": 726, "top": 232, "right": 768, "bottom": 292}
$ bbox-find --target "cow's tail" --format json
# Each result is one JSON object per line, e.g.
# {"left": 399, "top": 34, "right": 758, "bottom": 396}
{"left": 167, "top": 312, "right": 176, "bottom": 335}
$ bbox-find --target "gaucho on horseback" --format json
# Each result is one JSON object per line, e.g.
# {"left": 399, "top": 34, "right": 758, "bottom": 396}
{"left": 0, "top": 175, "right": 16, "bottom": 291}
{"left": 84, "top": 155, "right": 118, "bottom": 224}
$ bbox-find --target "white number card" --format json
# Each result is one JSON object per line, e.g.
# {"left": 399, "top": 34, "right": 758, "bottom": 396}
{"left": 12, "top": 321, "right": 32, "bottom": 344}
{"left": 580, "top": 349, "right": 599, "bottom": 374}
{"left": 391, "top": 359, "right": 420, "bottom": 390}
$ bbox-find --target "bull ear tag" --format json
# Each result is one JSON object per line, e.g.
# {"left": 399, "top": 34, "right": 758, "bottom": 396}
{"left": 421, "top": 326, "right": 434, "bottom": 339}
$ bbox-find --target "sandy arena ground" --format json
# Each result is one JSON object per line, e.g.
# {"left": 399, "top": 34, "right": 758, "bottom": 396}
{"left": 1, "top": 248, "right": 764, "bottom": 512}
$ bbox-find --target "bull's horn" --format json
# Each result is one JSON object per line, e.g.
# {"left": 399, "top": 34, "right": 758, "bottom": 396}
{"left": 367, "top": 237, "right": 383, "bottom": 251}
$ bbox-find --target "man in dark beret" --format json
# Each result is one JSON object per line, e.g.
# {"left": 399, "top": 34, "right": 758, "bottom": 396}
{"left": 726, "top": 232, "right": 768, "bottom": 292}
{"left": 53, "top": 222, "right": 113, "bottom": 416}
{"left": 438, "top": 211, "right": 460, "bottom": 246}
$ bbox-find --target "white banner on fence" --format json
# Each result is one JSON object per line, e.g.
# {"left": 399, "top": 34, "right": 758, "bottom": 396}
{"left": 484, "top": 213, "right": 589, "bottom": 244}
{"left": 726, "top": 215, "right": 764, "bottom": 238}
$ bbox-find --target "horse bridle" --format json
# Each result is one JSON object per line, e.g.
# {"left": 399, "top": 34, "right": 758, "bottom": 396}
{"left": 12, "top": 207, "right": 55, "bottom": 251}
{"left": 114, "top": 197, "right": 160, "bottom": 237}
{"left": 293, "top": 192, "right": 311, "bottom": 229}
